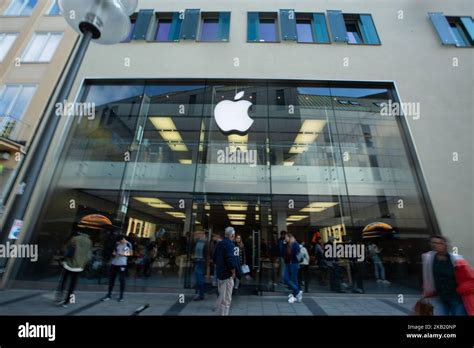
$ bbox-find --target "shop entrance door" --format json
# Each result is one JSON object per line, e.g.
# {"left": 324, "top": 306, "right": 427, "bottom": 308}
{"left": 189, "top": 194, "right": 275, "bottom": 294}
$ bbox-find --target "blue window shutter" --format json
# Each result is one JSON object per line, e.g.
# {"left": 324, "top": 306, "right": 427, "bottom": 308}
{"left": 132, "top": 9, "right": 154, "bottom": 40}
{"left": 359, "top": 14, "right": 381, "bottom": 44}
{"left": 428, "top": 13, "right": 458, "bottom": 46}
{"left": 312, "top": 13, "right": 330, "bottom": 43}
{"left": 280, "top": 9, "right": 297, "bottom": 41}
{"left": 180, "top": 9, "right": 200, "bottom": 40}
{"left": 248, "top": 12, "right": 259, "bottom": 41}
{"left": 218, "top": 12, "right": 231, "bottom": 41}
{"left": 168, "top": 12, "right": 183, "bottom": 41}
{"left": 327, "top": 10, "right": 348, "bottom": 42}
{"left": 460, "top": 16, "right": 474, "bottom": 43}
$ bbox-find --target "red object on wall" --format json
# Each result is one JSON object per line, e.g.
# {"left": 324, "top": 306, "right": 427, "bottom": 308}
{"left": 311, "top": 231, "right": 321, "bottom": 243}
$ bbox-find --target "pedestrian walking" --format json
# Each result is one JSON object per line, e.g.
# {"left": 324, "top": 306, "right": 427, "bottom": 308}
{"left": 56, "top": 228, "right": 92, "bottom": 308}
{"left": 102, "top": 235, "right": 132, "bottom": 302}
{"left": 422, "top": 235, "right": 473, "bottom": 315}
{"left": 213, "top": 227, "right": 240, "bottom": 315}
{"left": 283, "top": 234, "right": 303, "bottom": 303}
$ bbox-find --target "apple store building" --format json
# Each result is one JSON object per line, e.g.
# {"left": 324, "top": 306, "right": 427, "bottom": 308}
{"left": 15, "top": 79, "right": 438, "bottom": 294}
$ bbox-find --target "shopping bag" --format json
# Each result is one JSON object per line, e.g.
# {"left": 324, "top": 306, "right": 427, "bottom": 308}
{"left": 413, "top": 297, "right": 433, "bottom": 316}
{"left": 241, "top": 264, "right": 250, "bottom": 274}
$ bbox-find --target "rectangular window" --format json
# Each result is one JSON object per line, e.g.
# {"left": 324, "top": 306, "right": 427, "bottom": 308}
{"left": 0, "top": 84, "right": 37, "bottom": 139}
{"left": 154, "top": 12, "right": 182, "bottom": 42}
{"left": 296, "top": 19, "right": 313, "bottom": 43}
{"left": 0, "top": 33, "right": 18, "bottom": 63}
{"left": 46, "top": 0, "right": 60, "bottom": 16}
{"left": 4, "top": 0, "right": 37, "bottom": 16}
{"left": 344, "top": 14, "right": 381, "bottom": 45}
{"left": 201, "top": 18, "right": 219, "bottom": 41}
{"left": 260, "top": 18, "right": 278, "bottom": 42}
{"left": 248, "top": 12, "right": 279, "bottom": 42}
{"left": 294, "top": 13, "right": 330, "bottom": 43}
{"left": 156, "top": 18, "right": 173, "bottom": 41}
{"left": 447, "top": 16, "right": 473, "bottom": 47}
{"left": 199, "top": 12, "right": 231, "bottom": 42}
{"left": 429, "top": 13, "right": 474, "bottom": 47}
{"left": 21, "top": 32, "right": 63, "bottom": 62}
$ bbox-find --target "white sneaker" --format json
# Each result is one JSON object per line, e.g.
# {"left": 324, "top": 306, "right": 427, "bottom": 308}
{"left": 382, "top": 280, "right": 391, "bottom": 284}
{"left": 288, "top": 294, "right": 294, "bottom": 298}
{"left": 296, "top": 291, "right": 303, "bottom": 303}
{"left": 288, "top": 295, "right": 296, "bottom": 304}
{"left": 376, "top": 279, "right": 383, "bottom": 283}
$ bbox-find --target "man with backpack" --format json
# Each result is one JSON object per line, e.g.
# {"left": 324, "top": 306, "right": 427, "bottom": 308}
{"left": 56, "top": 227, "right": 92, "bottom": 308}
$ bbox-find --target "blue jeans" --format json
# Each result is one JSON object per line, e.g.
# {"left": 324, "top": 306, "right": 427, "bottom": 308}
{"left": 374, "top": 262, "right": 386, "bottom": 280}
{"left": 436, "top": 297, "right": 467, "bottom": 316}
{"left": 284, "top": 263, "right": 300, "bottom": 296}
{"left": 194, "top": 260, "right": 205, "bottom": 298}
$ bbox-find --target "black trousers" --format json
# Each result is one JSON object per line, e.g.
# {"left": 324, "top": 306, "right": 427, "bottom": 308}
{"left": 59, "top": 269, "right": 79, "bottom": 304}
{"left": 107, "top": 265, "right": 126, "bottom": 298}
{"left": 298, "top": 265, "right": 309, "bottom": 292}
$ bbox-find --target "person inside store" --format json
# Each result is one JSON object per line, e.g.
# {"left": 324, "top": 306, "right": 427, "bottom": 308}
{"left": 192, "top": 230, "right": 208, "bottom": 301}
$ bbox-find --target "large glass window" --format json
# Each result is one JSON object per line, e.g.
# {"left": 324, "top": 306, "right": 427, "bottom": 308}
{"left": 18, "top": 80, "right": 435, "bottom": 295}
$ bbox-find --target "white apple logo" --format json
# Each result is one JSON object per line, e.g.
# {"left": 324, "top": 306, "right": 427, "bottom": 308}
{"left": 214, "top": 91, "right": 254, "bottom": 134}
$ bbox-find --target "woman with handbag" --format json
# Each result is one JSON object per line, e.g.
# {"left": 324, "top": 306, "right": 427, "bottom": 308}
{"left": 421, "top": 235, "right": 472, "bottom": 316}
{"left": 234, "top": 234, "right": 247, "bottom": 291}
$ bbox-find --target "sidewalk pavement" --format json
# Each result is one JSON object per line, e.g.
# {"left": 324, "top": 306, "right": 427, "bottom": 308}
{"left": 0, "top": 289, "right": 417, "bottom": 316}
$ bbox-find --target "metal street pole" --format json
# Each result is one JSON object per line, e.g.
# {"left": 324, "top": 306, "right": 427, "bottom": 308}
{"left": 0, "top": 0, "right": 138, "bottom": 283}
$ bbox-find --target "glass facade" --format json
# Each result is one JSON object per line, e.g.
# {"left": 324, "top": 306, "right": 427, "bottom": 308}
{"left": 17, "top": 80, "right": 436, "bottom": 293}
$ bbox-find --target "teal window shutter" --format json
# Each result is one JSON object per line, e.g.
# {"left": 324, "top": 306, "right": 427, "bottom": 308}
{"left": 428, "top": 13, "right": 458, "bottom": 45}
{"left": 169, "top": 12, "right": 183, "bottom": 41}
{"left": 359, "top": 14, "right": 381, "bottom": 44}
{"left": 327, "top": 10, "right": 348, "bottom": 42}
{"left": 280, "top": 9, "right": 297, "bottom": 41}
{"left": 132, "top": 9, "right": 154, "bottom": 40}
{"left": 180, "top": 9, "right": 200, "bottom": 40}
{"left": 312, "top": 13, "right": 330, "bottom": 43}
{"left": 460, "top": 16, "right": 474, "bottom": 43}
{"left": 248, "top": 12, "right": 259, "bottom": 41}
{"left": 218, "top": 12, "right": 231, "bottom": 41}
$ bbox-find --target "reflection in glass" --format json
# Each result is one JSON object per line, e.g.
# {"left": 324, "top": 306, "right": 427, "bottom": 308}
{"left": 19, "top": 80, "right": 436, "bottom": 294}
